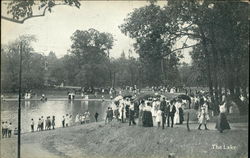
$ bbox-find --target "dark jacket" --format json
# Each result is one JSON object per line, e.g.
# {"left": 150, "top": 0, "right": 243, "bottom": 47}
{"left": 167, "top": 105, "right": 176, "bottom": 117}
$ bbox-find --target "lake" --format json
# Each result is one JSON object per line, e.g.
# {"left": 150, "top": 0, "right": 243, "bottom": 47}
{"left": 1, "top": 100, "right": 111, "bottom": 133}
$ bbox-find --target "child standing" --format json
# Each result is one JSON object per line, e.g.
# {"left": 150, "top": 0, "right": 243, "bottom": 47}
{"left": 156, "top": 108, "right": 162, "bottom": 128}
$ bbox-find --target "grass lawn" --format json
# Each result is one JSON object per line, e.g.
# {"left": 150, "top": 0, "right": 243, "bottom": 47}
{"left": 1, "top": 121, "right": 248, "bottom": 158}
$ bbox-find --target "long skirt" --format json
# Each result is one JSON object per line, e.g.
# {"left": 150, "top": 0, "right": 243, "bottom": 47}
{"left": 215, "top": 113, "right": 230, "bottom": 131}
{"left": 142, "top": 111, "right": 153, "bottom": 127}
{"left": 138, "top": 110, "right": 143, "bottom": 126}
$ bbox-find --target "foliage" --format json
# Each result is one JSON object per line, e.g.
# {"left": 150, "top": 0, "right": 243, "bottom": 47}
{"left": 2, "top": 0, "right": 81, "bottom": 23}
{"left": 1, "top": 35, "right": 46, "bottom": 92}
{"left": 120, "top": 4, "right": 182, "bottom": 86}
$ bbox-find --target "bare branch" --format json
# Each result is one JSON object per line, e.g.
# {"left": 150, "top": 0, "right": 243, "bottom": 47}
{"left": 1, "top": 15, "right": 24, "bottom": 24}
{"left": 163, "top": 43, "right": 201, "bottom": 58}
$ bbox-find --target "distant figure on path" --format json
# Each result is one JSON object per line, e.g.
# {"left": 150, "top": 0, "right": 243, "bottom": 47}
{"left": 75, "top": 113, "right": 80, "bottom": 124}
{"left": 85, "top": 111, "right": 90, "bottom": 123}
{"left": 94, "top": 112, "right": 99, "bottom": 122}
{"left": 31, "top": 119, "right": 34, "bottom": 132}
{"left": 215, "top": 101, "right": 230, "bottom": 133}
{"left": 37, "top": 118, "right": 41, "bottom": 131}
{"left": 52, "top": 116, "right": 55, "bottom": 130}
{"left": 41, "top": 116, "right": 44, "bottom": 131}
{"left": 65, "top": 114, "right": 69, "bottom": 127}
{"left": 62, "top": 116, "right": 65, "bottom": 127}
{"left": 2, "top": 122, "right": 6, "bottom": 138}
{"left": 8, "top": 123, "right": 13, "bottom": 137}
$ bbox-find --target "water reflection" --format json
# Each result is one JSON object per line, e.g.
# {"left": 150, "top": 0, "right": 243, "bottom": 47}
{"left": 1, "top": 100, "right": 110, "bottom": 133}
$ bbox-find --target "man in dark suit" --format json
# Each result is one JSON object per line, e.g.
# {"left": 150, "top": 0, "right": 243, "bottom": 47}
{"left": 167, "top": 100, "right": 176, "bottom": 128}
{"left": 160, "top": 97, "right": 167, "bottom": 129}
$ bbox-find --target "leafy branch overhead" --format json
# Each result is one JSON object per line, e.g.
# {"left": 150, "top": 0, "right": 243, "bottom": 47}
{"left": 2, "top": 0, "right": 81, "bottom": 24}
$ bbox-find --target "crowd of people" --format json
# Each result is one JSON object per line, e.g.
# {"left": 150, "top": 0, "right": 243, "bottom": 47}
{"left": 1, "top": 87, "right": 236, "bottom": 137}
{"left": 103, "top": 88, "right": 234, "bottom": 133}
{"left": 105, "top": 96, "right": 187, "bottom": 129}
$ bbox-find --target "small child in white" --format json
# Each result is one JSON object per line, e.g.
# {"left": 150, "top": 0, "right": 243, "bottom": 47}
{"left": 156, "top": 108, "right": 162, "bottom": 128}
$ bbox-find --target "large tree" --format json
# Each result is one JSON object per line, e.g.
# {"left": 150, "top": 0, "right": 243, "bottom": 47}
{"left": 120, "top": 3, "right": 182, "bottom": 86}
{"left": 164, "top": 0, "right": 249, "bottom": 114}
{"left": 1, "top": 35, "right": 46, "bottom": 92}
{"left": 67, "top": 28, "right": 114, "bottom": 87}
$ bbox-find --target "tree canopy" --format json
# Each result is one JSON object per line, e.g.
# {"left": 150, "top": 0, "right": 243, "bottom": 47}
{"left": 2, "top": 0, "right": 81, "bottom": 23}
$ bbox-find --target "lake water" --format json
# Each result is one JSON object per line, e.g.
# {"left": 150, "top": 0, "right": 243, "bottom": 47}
{"left": 1, "top": 100, "right": 111, "bottom": 133}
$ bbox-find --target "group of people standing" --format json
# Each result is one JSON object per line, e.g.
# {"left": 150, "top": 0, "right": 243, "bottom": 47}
{"left": 32, "top": 116, "right": 55, "bottom": 132}
{"left": 1, "top": 121, "right": 14, "bottom": 138}
{"left": 138, "top": 97, "right": 184, "bottom": 129}
{"left": 74, "top": 111, "right": 91, "bottom": 125}
{"left": 106, "top": 96, "right": 186, "bottom": 129}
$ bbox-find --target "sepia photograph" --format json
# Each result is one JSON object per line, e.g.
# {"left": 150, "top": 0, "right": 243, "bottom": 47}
{"left": 1, "top": 0, "right": 249, "bottom": 158}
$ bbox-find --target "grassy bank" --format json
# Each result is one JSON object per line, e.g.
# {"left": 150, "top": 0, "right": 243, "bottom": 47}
{"left": 1, "top": 121, "right": 248, "bottom": 158}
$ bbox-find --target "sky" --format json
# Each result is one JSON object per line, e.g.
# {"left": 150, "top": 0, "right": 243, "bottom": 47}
{"left": 1, "top": 1, "right": 192, "bottom": 63}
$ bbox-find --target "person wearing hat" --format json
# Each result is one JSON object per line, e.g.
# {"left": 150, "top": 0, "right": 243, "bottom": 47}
{"left": 138, "top": 100, "right": 145, "bottom": 126}
{"left": 151, "top": 98, "right": 158, "bottom": 126}
{"left": 142, "top": 102, "right": 153, "bottom": 127}
{"left": 129, "top": 99, "right": 136, "bottom": 126}
{"left": 160, "top": 97, "right": 167, "bottom": 129}
{"left": 167, "top": 100, "right": 176, "bottom": 128}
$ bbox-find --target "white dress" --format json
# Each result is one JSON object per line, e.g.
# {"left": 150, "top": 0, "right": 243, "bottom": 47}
{"left": 75, "top": 114, "right": 80, "bottom": 123}
{"left": 155, "top": 110, "right": 162, "bottom": 123}
{"left": 174, "top": 102, "right": 181, "bottom": 124}
{"left": 151, "top": 101, "right": 157, "bottom": 117}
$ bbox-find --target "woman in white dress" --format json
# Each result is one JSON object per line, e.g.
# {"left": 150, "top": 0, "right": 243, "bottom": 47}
{"left": 174, "top": 100, "right": 181, "bottom": 124}
{"left": 151, "top": 99, "right": 158, "bottom": 126}
{"left": 75, "top": 113, "right": 80, "bottom": 124}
